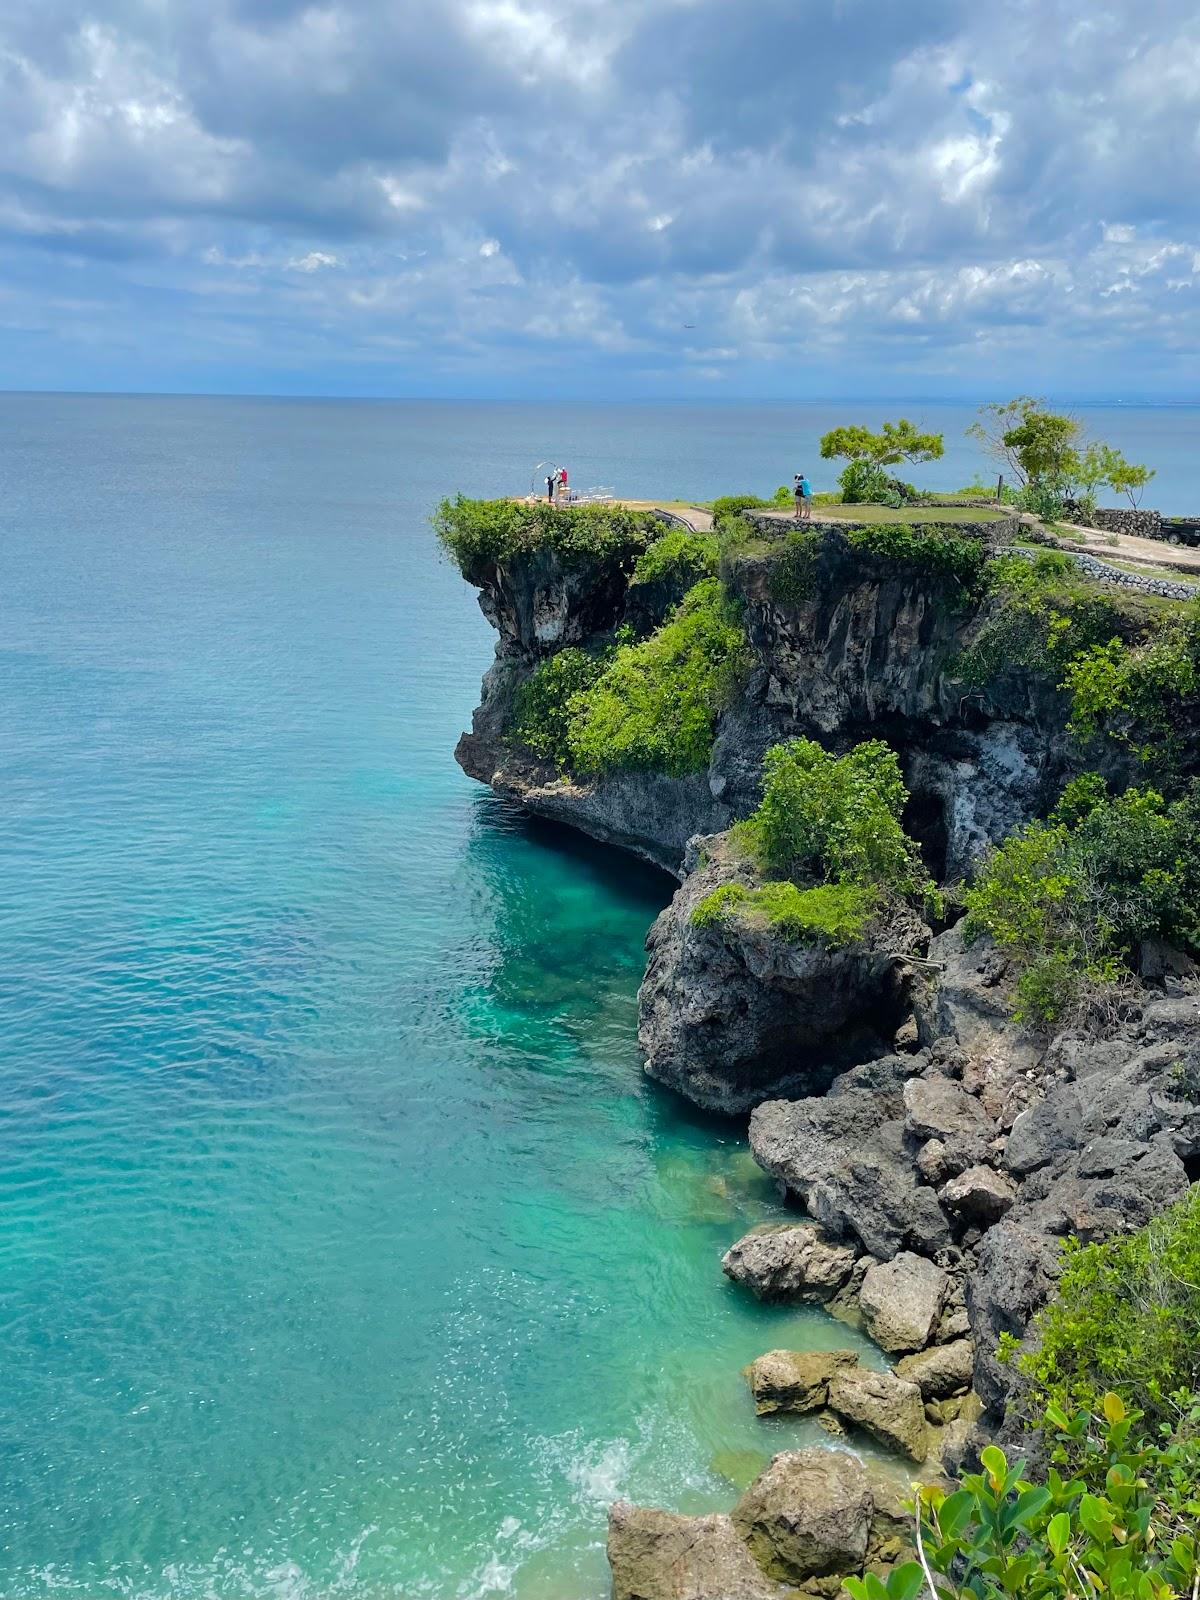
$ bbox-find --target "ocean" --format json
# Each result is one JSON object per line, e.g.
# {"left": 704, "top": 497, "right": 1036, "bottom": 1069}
{"left": 1, "top": 393, "right": 1195, "bottom": 1600}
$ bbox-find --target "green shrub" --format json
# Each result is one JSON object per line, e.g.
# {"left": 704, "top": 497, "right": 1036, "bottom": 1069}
{"left": 886, "top": 1396, "right": 1200, "bottom": 1600}
{"left": 771, "top": 485, "right": 793, "bottom": 507}
{"left": 691, "top": 879, "right": 877, "bottom": 943}
{"left": 434, "top": 495, "right": 661, "bottom": 572}
{"left": 767, "top": 529, "right": 822, "bottom": 605}
{"left": 511, "top": 647, "right": 608, "bottom": 765}
{"left": 1063, "top": 610, "right": 1200, "bottom": 741}
{"left": 963, "top": 777, "right": 1200, "bottom": 1022}
{"left": 840, "top": 459, "right": 892, "bottom": 504}
{"left": 629, "top": 526, "right": 718, "bottom": 589}
{"left": 956, "top": 552, "right": 1148, "bottom": 690}
{"left": 843, "top": 522, "right": 988, "bottom": 600}
{"left": 566, "top": 579, "right": 747, "bottom": 776}
{"left": 738, "top": 738, "right": 939, "bottom": 912}
{"left": 711, "top": 494, "right": 773, "bottom": 525}
{"left": 1019, "top": 1188, "right": 1200, "bottom": 1431}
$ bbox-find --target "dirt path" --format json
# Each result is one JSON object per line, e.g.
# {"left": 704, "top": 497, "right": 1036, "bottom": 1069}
{"left": 1031, "top": 515, "right": 1200, "bottom": 574}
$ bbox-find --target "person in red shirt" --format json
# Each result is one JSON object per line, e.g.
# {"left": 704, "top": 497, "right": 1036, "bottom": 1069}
{"left": 558, "top": 467, "right": 568, "bottom": 501}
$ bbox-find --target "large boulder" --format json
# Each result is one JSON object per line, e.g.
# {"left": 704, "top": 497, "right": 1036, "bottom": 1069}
{"left": 903, "top": 1075, "right": 995, "bottom": 1147}
{"left": 827, "top": 1368, "right": 929, "bottom": 1462}
{"left": 896, "top": 1340, "right": 975, "bottom": 1401}
{"left": 745, "top": 1350, "right": 860, "bottom": 1415}
{"left": 638, "top": 844, "right": 924, "bottom": 1113}
{"left": 750, "top": 1082, "right": 951, "bottom": 1261}
{"left": 939, "top": 1164, "right": 1016, "bottom": 1226}
{"left": 858, "top": 1253, "right": 951, "bottom": 1354}
{"left": 722, "top": 1225, "right": 859, "bottom": 1303}
{"left": 608, "top": 1503, "right": 799, "bottom": 1600}
{"left": 731, "top": 1448, "right": 873, "bottom": 1584}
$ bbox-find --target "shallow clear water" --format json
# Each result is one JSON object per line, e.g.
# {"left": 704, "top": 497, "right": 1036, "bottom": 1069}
{"left": 2, "top": 393, "right": 1196, "bottom": 1600}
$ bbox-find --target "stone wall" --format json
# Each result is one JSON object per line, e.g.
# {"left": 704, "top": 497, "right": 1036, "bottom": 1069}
{"left": 1093, "top": 508, "right": 1163, "bottom": 539}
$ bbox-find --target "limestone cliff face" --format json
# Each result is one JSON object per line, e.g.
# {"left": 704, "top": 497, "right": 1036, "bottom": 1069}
{"left": 454, "top": 520, "right": 1077, "bottom": 878}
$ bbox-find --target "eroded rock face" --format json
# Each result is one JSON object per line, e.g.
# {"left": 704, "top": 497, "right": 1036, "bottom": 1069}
{"left": 722, "top": 1225, "right": 858, "bottom": 1303}
{"left": 731, "top": 1449, "right": 873, "bottom": 1584}
{"left": 608, "top": 1503, "right": 800, "bottom": 1600}
{"left": 749, "top": 1067, "right": 952, "bottom": 1261}
{"left": 896, "top": 1340, "right": 975, "bottom": 1401}
{"left": 638, "top": 846, "right": 924, "bottom": 1114}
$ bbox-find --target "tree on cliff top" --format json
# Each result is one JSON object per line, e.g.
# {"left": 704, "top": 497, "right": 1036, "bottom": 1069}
{"left": 818, "top": 419, "right": 945, "bottom": 470}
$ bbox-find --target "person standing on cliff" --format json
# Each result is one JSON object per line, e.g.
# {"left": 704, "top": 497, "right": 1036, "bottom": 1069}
{"left": 794, "top": 473, "right": 812, "bottom": 520}
{"left": 546, "top": 471, "right": 556, "bottom": 504}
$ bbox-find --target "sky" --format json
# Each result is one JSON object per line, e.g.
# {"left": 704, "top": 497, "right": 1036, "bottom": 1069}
{"left": 1, "top": 0, "right": 1198, "bottom": 399}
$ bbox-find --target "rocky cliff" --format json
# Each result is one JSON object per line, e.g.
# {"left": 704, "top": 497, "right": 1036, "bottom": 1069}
{"left": 447, "top": 503, "right": 1200, "bottom": 1598}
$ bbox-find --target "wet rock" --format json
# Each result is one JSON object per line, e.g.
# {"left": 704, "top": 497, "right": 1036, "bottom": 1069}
{"left": 608, "top": 1502, "right": 799, "bottom": 1600}
{"left": 858, "top": 1253, "right": 950, "bottom": 1353}
{"left": 732, "top": 1448, "right": 873, "bottom": 1584}
{"left": 722, "top": 1224, "right": 858, "bottom": 1303}
{"left": 827, "top": 1368, "right": 929, "bottom": 1462}
{"left": 744, "top": 1350, "right": 860, "bottom": 1416}
{"left": 896, "top": 1340, "right": 975, "bottom": 1401}
{"left": 939, "top": 1165, "right": 1017, "bottom": 1225}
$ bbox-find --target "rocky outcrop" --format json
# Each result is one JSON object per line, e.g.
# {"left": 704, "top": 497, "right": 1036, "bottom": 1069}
{"left": 608, "top": 1503, "right": 801, "bottom": 1600}
{"left": 608, "top": 1448, "right": 903, "bottom": 1600}
{"left": 638, "top": 844, "right": 926, "bottom": 1113}
{"left": 744, "top": 1349, "right": 859, "bottom": 1415}
{"left": 732, "top": 1449, "right": 873, "bottom": 1585}
{"left": 825, "top": 1368, "right": 929, "bottom": 1462}
{"left": 858, "top": 1254, "right": 950, "bottom": 1354}
{"left": 722, "top": 1225, "right": 858, "bottom": 1303}
{"left": 456, "top": 519, "right": 1083, "bottom": 876}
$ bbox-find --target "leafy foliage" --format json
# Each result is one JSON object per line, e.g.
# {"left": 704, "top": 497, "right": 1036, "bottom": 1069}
{"left": 1062, "top": 608, "right": 1200, "bottom": 742}
{"left": 955, "top": 553, "right": 1173, "bottom": 697}
{"left": 434, "top": 495, "right": 661, "bottom": 572}
{"left": 819, "top": 418, "right": 945, "bottom": 469}
{"left": 629, "top": 526, "right": 719, "bottom": 589}
{"left": 842, "top": 522, "right": 988, "bottom": 601}
{"left": 565, "top": 579, "right": 747, "bottom": 777}
{"left": 963, "top": 777, "right": 1200, "bottom": 1023}
{"left": 711, "top": 494, "right": 775, "bottom": 524}
{"left": 966, "top": 399, "right": 1155, "bottom": 511}
{"left": 511, "top": 646, "right": 609, "bottom": 764}
{"left": 882, "top": 1397, "right": 1200, "bottom": 1600}
{"left": 1018, "top": 1189, "right": 1200, "bottom": 1430}
{"left": 739, "top": 738, "right": 939, "bottom": 910}
{"left": 691, "top": 879, "right": 877, "bottom": 943}
{"left": 767, "top": 529, "right": 822, "bottom": 604}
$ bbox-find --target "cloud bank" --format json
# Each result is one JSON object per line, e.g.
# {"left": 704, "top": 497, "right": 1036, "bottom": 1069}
{"left": 1, "top": 0, "right": 1197, "bottom": 394}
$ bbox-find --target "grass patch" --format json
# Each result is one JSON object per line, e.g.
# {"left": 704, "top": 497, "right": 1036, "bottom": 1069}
{"left": 819, "top": 503, "right": 1004, "bottom": 524}
{"left": 692, "top": 879, "right": 877, "bottom": 943}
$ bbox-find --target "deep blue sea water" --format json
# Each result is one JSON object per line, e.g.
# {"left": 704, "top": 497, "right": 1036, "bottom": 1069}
{"left": 1, "top": 394, "right": 1197, "bottom": 1600}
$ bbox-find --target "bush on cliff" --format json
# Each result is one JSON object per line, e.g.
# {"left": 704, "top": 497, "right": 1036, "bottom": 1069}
{"left": 511, "top": 646, "right": 610, "bottom": 762}
{"left": 629, "top": 526, "right": 718, "bottom": 590}
{"left": 693, "top": 739, "right": 939, "bottom": 944}
{"left": 567, "top": 579, "right": 747, "bottom": 776}
{"left": 1015, "top": 1187, "right": 1200, "bottom": 1433}
{"left": 841, "top": 522, "right": 988, "bottom": 601}
{"left": 1062, "top": 601, "right": 1200, "bottom": 745}
{"left": 742, "top": 738, "right": 938, "bottom": 908}
{"left": 963, "top": 775, "right": 1200, "bottom": 1023}
{"left": 433, "top": 495, "right": 662, "bottom": 571}
{"left": 890, "top": 1395, "right": 1200, "bottom": 1600}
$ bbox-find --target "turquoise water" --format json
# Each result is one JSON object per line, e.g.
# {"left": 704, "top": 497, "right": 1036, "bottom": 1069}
{"left": 2, "top": 394, "right": 1196, "bottom": 1600}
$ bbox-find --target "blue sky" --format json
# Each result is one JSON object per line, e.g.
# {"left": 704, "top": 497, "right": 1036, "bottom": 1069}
{"left": 1, "top": 0, "right": 1198, "bottom": 399}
